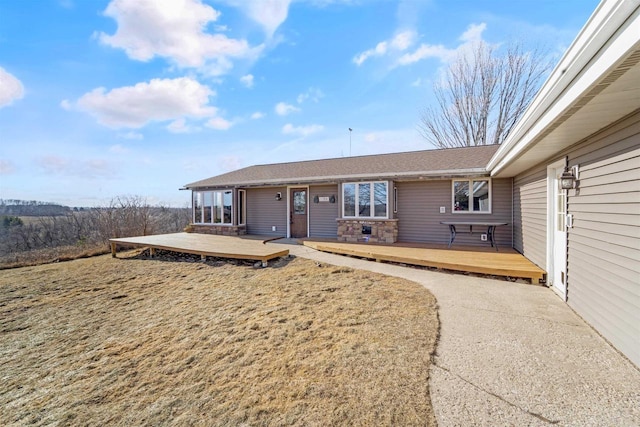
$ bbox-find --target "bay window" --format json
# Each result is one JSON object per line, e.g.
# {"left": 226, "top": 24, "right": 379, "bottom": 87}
{"left": 342, "top": 181, "right": 388, "bottom": 218}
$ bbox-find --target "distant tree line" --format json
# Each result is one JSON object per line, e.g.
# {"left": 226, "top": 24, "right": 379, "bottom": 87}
{"left": 0, "top": 199, "right": 71, "bottom": 217}
{"left": 0, "top": 196, "right": 190, "bottom": 257}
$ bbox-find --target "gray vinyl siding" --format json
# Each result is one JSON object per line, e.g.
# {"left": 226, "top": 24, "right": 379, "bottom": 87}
{"left": 245, "top": 187, "right": 287, "bottom": 236}
{"left": 309, "top": 185, "right": 339, "bottom": 238}
{"left": 565, "top": 111, "right": 640, "bottom": 367}
{"left": 395, "top": 178, "right": 512, "bottom": 246}
{"left": 512, "top": 166, "right": 548, "bottom": 270}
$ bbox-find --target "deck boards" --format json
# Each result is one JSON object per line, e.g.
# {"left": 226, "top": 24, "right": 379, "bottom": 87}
{"left": 110, "top": 233, "right": 289, "bottom": 263}
{"left": 302, "top": 239, "right": 546, "bottom": 283}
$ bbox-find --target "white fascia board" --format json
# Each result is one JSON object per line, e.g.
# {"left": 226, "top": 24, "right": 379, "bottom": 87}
{"left": 488, "top": 0, "right": 640, "bottom": 175}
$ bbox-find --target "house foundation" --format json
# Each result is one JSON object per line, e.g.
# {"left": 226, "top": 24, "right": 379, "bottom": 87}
{"left": 186, "top": 224, "right": 247, "bottom": 236}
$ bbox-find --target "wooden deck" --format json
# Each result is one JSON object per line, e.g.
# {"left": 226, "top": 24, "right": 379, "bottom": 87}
{"left": 110, "top": 233, "right": 289, "bottom": 265}
{"left": 302, "top": 239, "right": 546, "bottom": 283}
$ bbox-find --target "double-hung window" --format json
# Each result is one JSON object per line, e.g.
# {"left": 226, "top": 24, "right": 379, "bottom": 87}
{"left": 342, "top": 181, "right": 388, "bottom": 218}
{"left": 193, "top": 190, "right": 234, "bottom": 224}
{"left": 452, "top": 179, "right": 491, "bottom": 213}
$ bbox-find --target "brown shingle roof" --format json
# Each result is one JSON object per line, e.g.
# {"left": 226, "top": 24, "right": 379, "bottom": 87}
{"left": 184, "top": 145, "right": 500, "bottom": 189}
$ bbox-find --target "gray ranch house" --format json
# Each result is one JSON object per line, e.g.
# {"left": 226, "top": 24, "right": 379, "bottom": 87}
{"left": 185, "top": 0, "right": 639, "bottom": 367}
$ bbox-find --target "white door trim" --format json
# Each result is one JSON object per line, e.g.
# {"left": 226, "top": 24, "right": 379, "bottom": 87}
{"left": 547, "top": 159, "right": 568, "bottom": 301}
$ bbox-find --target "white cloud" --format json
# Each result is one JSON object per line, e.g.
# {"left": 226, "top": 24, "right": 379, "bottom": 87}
{"left": 275, "top": 101, "right": 300, "bottom": 116}
{"left": 282, "top": 123, "right": 324, "bottom": 137}
{"left": 0, "top": 67, "right": 24, "bottom": 108}
{"left": 250, "top": 111, "right": 265, "bottom": 119}
{"left": 396, "top": 43, "right": 451, "bottom": 66}
{"left": 460, "top": 23, "right": 486, "bottom": 43}
{"left": 167, "top": 118, "right": 194, "bottom": 133}
{"left": 117, "top": 131, "right": 143, "bottom": 140}
{"left": 353, "top": 30, "right": 416, "bottom": 66}
{"left": 228, "top": 0, "right": 292, "bottom": 38}
{"left": 297, "top": 87, "right": 324, "bottom": 104}
{"left": 240, "top": 74, "right": 255, "bottom": 88}
{"left": 206, "top": 116, "right": 233, "bottom": 130}
{"left": 98, "top": 0, "right": 261, "bottom": 75}
{"left": 60, "top": 99, "right": 72, "bottom": 110}
{"left": 75, "top": 77, "right": 218, "bottom": 128}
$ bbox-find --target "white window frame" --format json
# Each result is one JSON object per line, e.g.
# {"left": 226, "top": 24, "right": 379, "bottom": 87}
{"left": 192, "top": 190, "right": 234, "bottom": 225}
{"left": 237, "top": 189, "right": 246, "bottom": 226}
{"left": 451, "top": 179, "right": 492, "bottom": 214}
{"left": 342, "top": 181, "right": 389, "bottom": 219}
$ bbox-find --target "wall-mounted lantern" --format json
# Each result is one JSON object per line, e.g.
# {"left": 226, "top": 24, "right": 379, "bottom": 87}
{"left": 275, "top": 192, "right": 282, "bottom": 201}
{"left": 329, "top": 195, "right": 336, "bottom": 204}
{"left": 313, "top": 195, "right": 319, "bottom": 203}
{"left": 560, "top": 165, "right": 579, "bottom": 190}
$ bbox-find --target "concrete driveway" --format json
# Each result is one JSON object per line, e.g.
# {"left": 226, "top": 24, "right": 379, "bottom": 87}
{"left": 275, "top": 242, "right": 640, "bottom": 426}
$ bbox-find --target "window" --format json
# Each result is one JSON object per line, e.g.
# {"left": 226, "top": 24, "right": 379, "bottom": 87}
{"left": 452, "top": 179, "right": 491, "bottom": 213}
{"left": 293, "top": 190, "right": 306, "bottom": 214}
{"left": 193, "top": 190, "right": 234, "bottom": 225}
{"left": 342, "top": 181, "right": 388, "bottom": 218}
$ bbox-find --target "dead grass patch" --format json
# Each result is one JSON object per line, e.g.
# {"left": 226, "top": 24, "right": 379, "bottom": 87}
{"left": 0, "top": 251, "right": 438, "bottom": 426}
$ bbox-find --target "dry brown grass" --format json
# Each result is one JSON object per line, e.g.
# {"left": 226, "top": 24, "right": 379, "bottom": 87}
{"left": 0, "top": 251, "right": 438, "bottom": 426}
{"left": 0, "top": 244, "right": 110, "bottom": 270}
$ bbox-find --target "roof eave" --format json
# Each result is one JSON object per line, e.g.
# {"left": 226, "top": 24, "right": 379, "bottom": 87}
{"left": 487, "top": 0, "right": 640, "bottom": 177}
{"left": 184, "top": 168, "right": 490, "bottom": 190}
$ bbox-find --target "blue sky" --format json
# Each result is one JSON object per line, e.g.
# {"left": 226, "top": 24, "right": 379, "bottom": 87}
{"left": 0, "top": 0, "right": 599, "bottom": 207}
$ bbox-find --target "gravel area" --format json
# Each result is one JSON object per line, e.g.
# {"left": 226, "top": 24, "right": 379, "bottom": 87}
{"left": 282, "top": 242, "right": 640, "bottom": 426}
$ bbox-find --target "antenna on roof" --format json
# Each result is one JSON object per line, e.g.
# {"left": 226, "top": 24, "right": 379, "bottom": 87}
{"left": 348, "top": 128, "right": 353, "bottom": 156}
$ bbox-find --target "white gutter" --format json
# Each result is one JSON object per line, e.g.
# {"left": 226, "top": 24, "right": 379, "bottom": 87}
{"left": 185, "top": 168, "right": 489, "bottom": 189}
{"left": 487, "top": 0, "right": 640, "bottom": 175}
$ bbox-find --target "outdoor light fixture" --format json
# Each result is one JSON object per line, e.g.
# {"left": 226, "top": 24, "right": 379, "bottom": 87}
{"left": 275, "top": 192, "right": 282, "bottom": 201}
{"left": 560, "top": 166, "right": 576, "bottom": 190}
{"left": 329, "top": 195, "right": 336, "bottom": 204}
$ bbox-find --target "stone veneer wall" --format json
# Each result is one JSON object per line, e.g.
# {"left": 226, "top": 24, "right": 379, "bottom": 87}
{"left": 186, "top": 224, "right": 247, "bottom": 236}
{"left": 336, "top": 219, "right": 398, "bottom": 243}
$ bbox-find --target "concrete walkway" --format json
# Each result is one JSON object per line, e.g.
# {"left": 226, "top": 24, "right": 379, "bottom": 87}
{"left": 271, "top": 241, "right": 640, "bottom": 426}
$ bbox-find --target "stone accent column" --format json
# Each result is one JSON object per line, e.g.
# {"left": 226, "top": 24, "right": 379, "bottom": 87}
{"left": 336, "top": 219, "right": 398, "bottom": 243}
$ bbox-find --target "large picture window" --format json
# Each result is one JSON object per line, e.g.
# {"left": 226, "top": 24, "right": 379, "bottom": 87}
{"left": 452, "top": 179, "right": 491, "bottom": 213}
{"left": 193, "top": 190, "right": 234, "bottom": 225}
{"left": 342, "top": 181, "right": 388, "bottom": 218}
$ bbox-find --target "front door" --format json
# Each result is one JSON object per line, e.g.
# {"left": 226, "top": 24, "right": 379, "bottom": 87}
{"left": 549, "top": 163, "right": 568, "bottom": 300}
{"left": 290, "top": 188, "right": 308, "bottom": 238}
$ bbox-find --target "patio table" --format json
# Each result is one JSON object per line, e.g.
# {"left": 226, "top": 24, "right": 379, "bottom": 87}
{"left": 440, "top": 221, "right": 508, "bottom": 251}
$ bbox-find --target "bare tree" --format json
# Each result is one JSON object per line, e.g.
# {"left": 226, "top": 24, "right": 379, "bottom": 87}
{"left": 419, "top": 40, "right": 551, "bottom": 148}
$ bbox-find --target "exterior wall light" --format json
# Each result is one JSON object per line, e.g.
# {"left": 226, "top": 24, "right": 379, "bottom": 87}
{"left": 275, "top": 192, "right": 282, "bottom": 201}
{"left": 560, "top": 166, "right": 577, "bottom": 190}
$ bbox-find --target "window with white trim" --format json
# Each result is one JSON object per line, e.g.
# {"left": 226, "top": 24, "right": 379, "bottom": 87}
{"left": 193, "top": 190, "right": 234, "bottom": 224}
{"left": 342, "top": 181, "right": 388, "bottom": 218}
{"left": 452, "top": 179, "right": 491, "bottom": 213}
